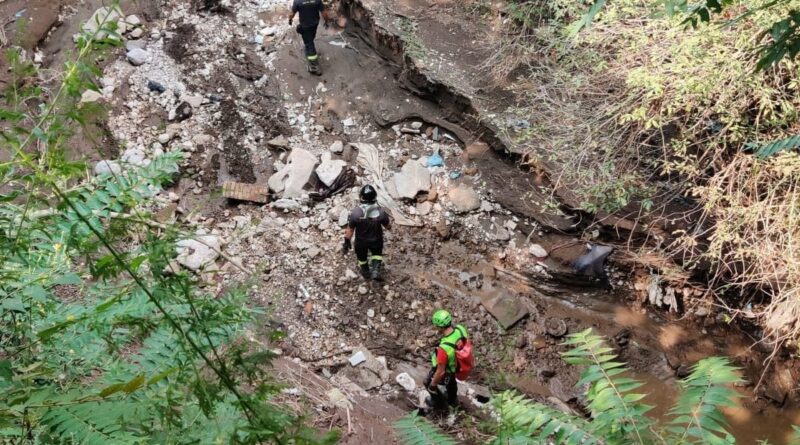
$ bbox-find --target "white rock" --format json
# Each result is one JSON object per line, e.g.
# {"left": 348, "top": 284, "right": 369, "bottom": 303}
{"left": 125, "top": 15, "right": 142, "bottom": 26}
{"left": 298, "top": 217, "right": 311, "bottom": 229}
{"left": 268, "top": 148, "right": 318, "bottom": 198}
{"left": 126, "top": 48, "right": 150, "bottom": 66}
{"left": 367, "top": 309, "right": 375, "bottom": 318}
{"left": 480, "top": 200, "right": 494, "bottom": 212}
{"left": 410, "top": 121, "right": 423, "bottom": 130}
{"left": 158, "top": 133, "right": 173, "bottom": 144}
{"left": 129, "top": 28, "right": 144, "bottom": 39}
{"left": 94, "top": 160, "right": 121, "bottom": 176}
{"left": 349, "top": 351, "right": 367, "bottom": 367}
{"left": 271, "top": 198, "right": 302, "bottom": 211}
{"left": 358, "top": 286, "right": 368, "bottom": 295}
{"left": 338, "top": 209, "right": 350, "bottom": 227}
{"left": 176, "top": 235, "right": 221, "bottom": 271}
{"left": 416, "top": 201, "right": 432, "bottom": 216}
{"left": 330, "top": 140, "right": 344, "bottom": 154}
{"left": 504, "top": 220, "right": 518, "bottom": 231}
{"left": 345, "top": 269, "right": 358, "bottom": 280}
{"left": 316, "top": 153, "right": 347, "bottom": 187}
{"left": 260, "top": 26, "right": 277, "bottom": 36}
{"left": 121, "top": 148, "right": 147, "bottom": 166}
{"left": 80, "top": 90, "right": 103, "bottom": 103}
{"left": 529, "top": 244, "right": 548, "bottom": 258}
{"left": 180, "top": 93, "right": 204, "bottom": 109}
{"left": 395, "top": 372, "right": 416, "bottom": 392}
{"left": 393, "top": 160, "right": 431, "bottom": 200}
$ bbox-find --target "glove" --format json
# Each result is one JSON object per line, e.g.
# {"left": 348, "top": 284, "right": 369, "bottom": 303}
{"left": 342, "top": 238, "right": 351, "bottom": 255}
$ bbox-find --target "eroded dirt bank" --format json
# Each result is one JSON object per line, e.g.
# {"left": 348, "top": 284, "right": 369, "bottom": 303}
{"left": 12, "top": 0, "right": 800, "bottom": 443}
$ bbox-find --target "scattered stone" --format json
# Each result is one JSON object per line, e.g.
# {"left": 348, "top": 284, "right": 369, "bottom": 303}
{"left": 481, "top": 290, "right": 529, "bottom": 330}
{"left": 180, "top": 93, "right": 204, "bottom": 109}
{"left": 147, "top": 80, "right": 166, "bottom": 94}
{"left": 345, "top": 269, "right": 358, "bottom": 280}
{"left": 435, "top": 220, "right": 451, "bottom": 239}
{"left": 367, "top": 309, "right": 375, "bottom": 318}
{"left": 268, "top": 148, "right": 318, "bottom": 198}
{"left": 326, "top": 387, "right": 353, "bottom": 410}
{"left": 410, "top": 121, "right": 423, "bottom": 130}
{"left": 121, "top": 148, "right": 147, "bottom": 166}
{"left": 330, "top": 140, "right": 344, "bottom": 154}
{"left": 464, "top": 141, "right": 490, "bottom": 160}
{"left": 495, "top": 227, "right": 511, "bottom": 241}
{"left": 82, "top": 6, "right": 123, "bottom": 42}
{"left": 126, "top": 48, "right": 150, "bottom": 66}
{"left": 94, "top": 160, "right": 121, "bottom": 176}
{"left": 545, "top": 318, "right": 568, "bottom": 338}
{"left": 504, "top": 220, "right": 518, "bottom": 231}
{"left": 395, "top": 373, "right": 416, "bottom": 392}
{"left": 271, "top": 198, "right": 302, "bottom": 211}
{"left": 416, "top": 201, "right": 432, "bottom": 216}
{"left": 393, "top": 160, "right": 431, "bottom": 199}
{"left": 316, "top": 153, "right": 347, "bottom": 187}
{"left": 176, "top": 235, "right": 221, "bottom": 271}
{"left": 298, "top": 218, "right": 311, "bottom": 229}
{"left": 158, "top": 133, "right": 173, "bottom": 144}
{"left": 349, "top": 351, "right": 366, "bottom": 367}
{"left": 170, "top": 101, "right": 193, "bottom": 122}
{"left": 338, "top": 209, "right": 349, "bottom": 227}
{"left": 358, "top": 286, "right": 368, "bottom": 295}
{"left": 267, "top": 135, "right": 289, "bottom": 149}
{"left": 260, "top": 26, "right": 277, "bottom": 36}
{"left": 529, "top": 244, "right": 548, "bottom": 258}
{"left": 80, "top": 90, "right": 103, "bottom": 103}
{"left": 448, "top": 185, "right": 481, "bottom": 213}
{"left": 307, "top": 247, "right": 321, "bottom": 258}
{"left": 480, "top": 200, "right": 494, "bottom": 212}
{"left": 129, "top": 28, "right": 144, "bottom": 39}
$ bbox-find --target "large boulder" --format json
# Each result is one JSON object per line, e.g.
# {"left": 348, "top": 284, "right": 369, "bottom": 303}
{"left": 392, "top": 160, "right": 431, "bottom": 200}
{"left": 268, "top": 148, "right": 318, "bottom": 198}
{"left": 448, "top": 185, "right": 481, "bottom": 213}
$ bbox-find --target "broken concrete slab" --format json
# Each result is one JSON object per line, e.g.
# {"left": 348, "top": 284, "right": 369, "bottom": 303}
{"left": 480, "top": 290, "right": 529, "bottom": 330}
{"left": 267, "top": 135, "right": 289, "bottom": 150}
{"left": 267, "top": 148, "right": 317, "bottom": 198}
{"left": 392, "top": 160, "right": 431, "bottom": 200}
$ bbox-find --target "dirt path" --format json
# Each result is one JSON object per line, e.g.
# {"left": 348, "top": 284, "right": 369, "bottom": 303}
{"left": 17, "top": 0, "right": 800, "bottom": 443}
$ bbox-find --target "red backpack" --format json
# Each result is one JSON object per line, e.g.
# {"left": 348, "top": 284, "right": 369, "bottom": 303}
{"left": 443, "top": 325, "right": 475, "bottom": 381}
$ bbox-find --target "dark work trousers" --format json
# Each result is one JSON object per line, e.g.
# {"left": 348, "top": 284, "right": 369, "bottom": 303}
{"left": 424, "top": 368, "right": 458, "bottom": 408}
{"left": 354, "top": 238, "right": 383, "bottom": 266}
{"left": 297, "top": 25, "right": 319, "bottom": 60}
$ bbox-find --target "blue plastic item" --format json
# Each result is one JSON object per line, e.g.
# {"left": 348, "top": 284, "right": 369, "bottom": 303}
{"left": 449, "top": 170, "right": 462, "bottom": 180}
{"left": 426, "top": 151, "right": 444, "bottom": 168}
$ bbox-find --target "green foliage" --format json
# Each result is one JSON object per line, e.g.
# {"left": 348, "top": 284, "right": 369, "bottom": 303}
{"left": 750, "top": 134, "right": 800, "bottom": 158}
{"left": 490, "top": 329, "right": 754, "bottom": 445}
{"left": 394, "top": 413, "right": 458, "bottom": 445}
{"left": 0, "top": 3, "right": 334, "bottom": 444}
{"left": 667, "top": 357, "right": 742, "bottom": 444}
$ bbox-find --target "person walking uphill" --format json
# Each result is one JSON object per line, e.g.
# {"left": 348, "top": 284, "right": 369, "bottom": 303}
{"left": 288, "top": 0, "right": 330, "bottom": 75}
{"left": 342, "top": 185, "right": 391, "bottom": 280}
{"left": 424, "top": 310, "right": 472, "bottom": 410}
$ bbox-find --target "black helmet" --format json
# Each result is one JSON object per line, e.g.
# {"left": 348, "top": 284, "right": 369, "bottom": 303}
{"left": 359, "top": 184, "right": 377, "bottom": 203}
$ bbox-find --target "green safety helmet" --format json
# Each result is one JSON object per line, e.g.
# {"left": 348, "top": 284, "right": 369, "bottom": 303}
{"left": 432, "top": 309, "right": 452, "bottom": 328}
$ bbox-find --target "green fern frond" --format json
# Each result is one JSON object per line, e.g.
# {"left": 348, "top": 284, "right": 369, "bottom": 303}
{"left": 40, "top": 400, "right": 144, "bottom": 445}
{"left": 493, "top": 391, "right": 603, "bottom": 445}
{"left": 393, "top": 412, "right": 457, "bottom": 445}
{"left": 562, "top": 328, "right": 653, "bottom": 445}
{"left": 667, "top": 356, "right": 742, "bottom": 444}
{"left": 749, "top": 134, "right": 800, "bottom": 159}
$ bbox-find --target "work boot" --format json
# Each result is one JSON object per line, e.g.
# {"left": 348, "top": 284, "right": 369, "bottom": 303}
{"left": 370, "top": 260, "right": 383, "bottom": 281}
{"left": 359, "top": 263, "right": 371, "bottom": 280}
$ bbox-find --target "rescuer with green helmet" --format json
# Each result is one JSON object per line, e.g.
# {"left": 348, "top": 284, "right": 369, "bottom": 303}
{"left": 424, "top": 309, "right": 468, "bottom": 408}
